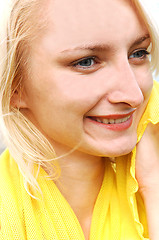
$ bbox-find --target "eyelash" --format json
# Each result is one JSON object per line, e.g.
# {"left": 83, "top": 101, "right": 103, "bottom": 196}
{"left": 71, "top": 49, "right": 150, "bottom": 72}
{"left": 129, "top": 49, "right": 150, "bottom": 60}
{"left": 72, "top": 56, "right": 99, "bottom": 70}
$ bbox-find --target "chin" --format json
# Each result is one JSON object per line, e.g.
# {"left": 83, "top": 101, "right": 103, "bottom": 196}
{"left": 104, "top": 141, "right": 137, "bottom": 158}
{"left": 94, "top": 135, "right": 137, "bottom": 158}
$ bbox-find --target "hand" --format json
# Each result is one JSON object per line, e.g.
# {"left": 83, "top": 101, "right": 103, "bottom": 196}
{"left": 136, "top": 123, "right": 159, "bottom": 195}
{"left": 135, "top": 123, "right": 159, "bottom": 240}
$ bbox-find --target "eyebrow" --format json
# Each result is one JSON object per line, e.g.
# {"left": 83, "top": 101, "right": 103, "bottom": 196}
{"left": 60, "top": 33, "right": 150, "bottom": 54}
{"left": 131, "top": 33, "right": 150, "bottom": 47}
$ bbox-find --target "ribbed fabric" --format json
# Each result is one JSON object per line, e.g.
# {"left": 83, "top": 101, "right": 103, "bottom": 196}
{"left": 0, "top": 81, "right": 159, "bottom": 240}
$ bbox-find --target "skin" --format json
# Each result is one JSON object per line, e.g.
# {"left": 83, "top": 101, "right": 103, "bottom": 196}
{"left": 19, "top": 0, "right": 152, "bottom": 158}
{"left": 136, "top": 123, "right": 159, "bottom": 240}
{"left": 12, "top": 0, "right": 154, "bottom": 239}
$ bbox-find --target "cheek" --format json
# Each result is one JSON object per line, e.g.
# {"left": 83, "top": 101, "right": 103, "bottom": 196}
{"left": 134, "top": 68, "right": 153, "bottom": 124}
{"left": 137, "top": 66, "right": 153, "bottom": 99}
{"left": 44, "top": 72, "right": 103, "bottom": 115}
{"left": 23, "top": 73, "right": 95, "bottom": 136}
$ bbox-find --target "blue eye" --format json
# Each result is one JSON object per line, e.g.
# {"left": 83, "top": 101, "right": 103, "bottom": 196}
{"left": 74, "top": 57, "right": 96, "bottom": 68}
{"left": 71, "top": 56, "right": 101, "bottom": 73}
{"left": 129, "top": 49, "right": 150, "bottom": 59}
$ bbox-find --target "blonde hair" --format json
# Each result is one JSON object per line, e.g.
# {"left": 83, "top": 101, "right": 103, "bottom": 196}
{"left": 133, "top": 0, "right": 159, "bottom": 75}
{"left": 0, "top": 0, "right": 60, "bottom": 197}
{"left": 0, "top": 0, "right": 159, "bottom": 196}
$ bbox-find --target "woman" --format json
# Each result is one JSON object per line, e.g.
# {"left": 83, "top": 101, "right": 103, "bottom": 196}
{"left": 0, "top": 0, "right": 159, "bottom": 239}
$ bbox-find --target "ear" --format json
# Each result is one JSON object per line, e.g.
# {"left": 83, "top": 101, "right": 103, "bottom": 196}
{"left": 10, "top": 88, "right": 28, "bottom": 109}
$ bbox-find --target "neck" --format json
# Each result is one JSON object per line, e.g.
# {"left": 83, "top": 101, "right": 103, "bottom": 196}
{"left": 54, "top": 151, "right": 106, "bottom": 239}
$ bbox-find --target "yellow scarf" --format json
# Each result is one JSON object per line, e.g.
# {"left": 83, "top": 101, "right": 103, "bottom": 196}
{"left": 0, "top": 81, "right": 159, "bottom": 240}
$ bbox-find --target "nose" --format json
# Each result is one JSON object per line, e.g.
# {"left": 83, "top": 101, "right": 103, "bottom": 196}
{"left": 107, "top": 61, "right": 144, "bottom": 108}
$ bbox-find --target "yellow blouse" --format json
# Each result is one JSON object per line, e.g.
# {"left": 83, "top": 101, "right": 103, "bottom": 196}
{"left": 0, "top": 81, "right": 159, "bottom": 240}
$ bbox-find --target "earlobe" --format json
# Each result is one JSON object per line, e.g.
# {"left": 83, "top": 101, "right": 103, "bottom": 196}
{"left": 10, "top": 89, "right": 28, "bottom": 109}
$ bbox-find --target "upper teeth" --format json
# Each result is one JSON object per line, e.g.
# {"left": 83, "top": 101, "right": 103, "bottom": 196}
{"left": 96, "top": 116, "right": 130, "bottom": 124}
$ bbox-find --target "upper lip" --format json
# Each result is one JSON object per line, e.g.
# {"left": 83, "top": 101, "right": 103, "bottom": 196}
{"left": 87, "top": 109, "right": 136, "bottom": 120}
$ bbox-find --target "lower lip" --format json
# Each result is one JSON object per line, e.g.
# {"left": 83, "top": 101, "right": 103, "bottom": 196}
{"left": 87, "top": 115, "right": 133, "bottom": 131}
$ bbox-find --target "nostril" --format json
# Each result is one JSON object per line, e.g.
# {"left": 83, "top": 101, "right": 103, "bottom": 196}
{"left": 107, "top": 88, "right": 144, "bottom": 108}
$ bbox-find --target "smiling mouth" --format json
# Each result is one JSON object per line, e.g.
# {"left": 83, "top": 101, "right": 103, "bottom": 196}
{"left": 86, "top": 110, "right": 135, "bottom": 131}
{"left": 88, "top": 115, "right": 131, "bottom": 124}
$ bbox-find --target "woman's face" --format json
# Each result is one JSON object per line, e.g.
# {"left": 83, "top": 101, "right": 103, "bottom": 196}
{"left": 21, "top": 0, "right": 153, "bottom": 157}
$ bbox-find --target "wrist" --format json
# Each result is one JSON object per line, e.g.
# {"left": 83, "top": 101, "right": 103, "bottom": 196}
{"left": 139, "top": 184, "right": 159, "bottom": 205}
{"left": 139, "top": 187, "right": 159, "bottom": 240}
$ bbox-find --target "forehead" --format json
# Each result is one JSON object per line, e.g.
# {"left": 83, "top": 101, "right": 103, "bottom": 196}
{"left": 38, "top": 0, "right": 147, "bottom": 52}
